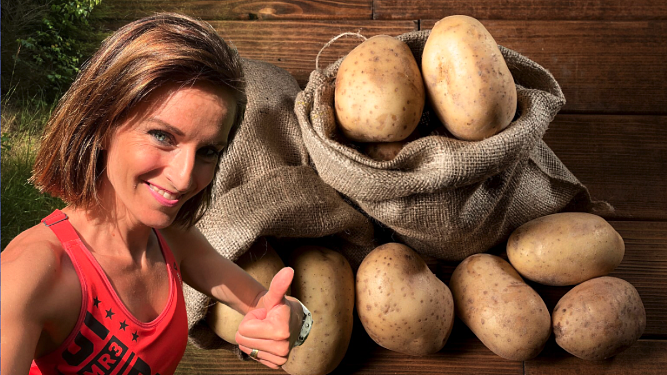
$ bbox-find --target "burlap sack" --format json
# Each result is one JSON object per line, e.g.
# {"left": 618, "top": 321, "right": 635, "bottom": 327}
{"left": 185, "top": 58, "right": 376, "bottom": 349}
{"left": 295, "top": 30, "right": 609, "bottom": 265}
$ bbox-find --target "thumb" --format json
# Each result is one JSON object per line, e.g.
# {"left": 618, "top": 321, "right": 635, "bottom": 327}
{"left": 263, "top": 267, "right": 294, "bottom": 310}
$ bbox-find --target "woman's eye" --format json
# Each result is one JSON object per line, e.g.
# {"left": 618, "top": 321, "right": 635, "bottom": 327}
{"left": 198, "top": 147, "right": 220, "bottom": 160}
{"left": 149, "top": 130, "right": 173, "bottom": 145}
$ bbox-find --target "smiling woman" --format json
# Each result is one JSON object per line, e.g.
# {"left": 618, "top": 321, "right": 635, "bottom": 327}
{"left": 30, "top": 12, "right": 247, "bottom": 228}
{"left": 102, "top": 82, "right": 236, "bottom": 229}
{"left": 1, "top": 12, "right": 310, "bottom": 375}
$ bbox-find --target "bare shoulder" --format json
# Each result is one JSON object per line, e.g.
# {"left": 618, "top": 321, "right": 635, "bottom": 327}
{"left": 1, "top": 223, "right": 76, "bottom": 319}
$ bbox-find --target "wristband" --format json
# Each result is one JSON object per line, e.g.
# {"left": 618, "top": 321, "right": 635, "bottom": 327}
{"left": 293, "top": 299, "right": 312, "bottom": 347}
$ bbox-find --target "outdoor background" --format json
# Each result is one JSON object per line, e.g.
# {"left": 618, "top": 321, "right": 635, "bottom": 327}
{"left": 1, "top": 0, "right": 111, "bottom": 249}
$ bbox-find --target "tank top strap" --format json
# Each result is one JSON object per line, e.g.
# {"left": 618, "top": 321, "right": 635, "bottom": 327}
{"left": 42, "top": 209, "right": 81, "bottom": 244}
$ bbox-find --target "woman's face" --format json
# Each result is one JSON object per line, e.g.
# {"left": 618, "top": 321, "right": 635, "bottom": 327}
{"left": 103, "top": 81, "right": 236, "bottom": 229}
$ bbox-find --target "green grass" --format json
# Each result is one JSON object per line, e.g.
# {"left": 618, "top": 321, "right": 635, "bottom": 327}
{"left": 1, "top": 101, "right": 65, "bottom": 250}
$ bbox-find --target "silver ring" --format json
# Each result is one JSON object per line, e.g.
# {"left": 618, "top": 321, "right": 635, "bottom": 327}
{"left": 249, "top": 348, "right": 259, "bottom": 359}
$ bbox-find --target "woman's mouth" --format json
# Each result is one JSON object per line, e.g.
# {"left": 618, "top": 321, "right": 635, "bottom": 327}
{"left": 146, "top": 183, "right": 181, "bottom": 207}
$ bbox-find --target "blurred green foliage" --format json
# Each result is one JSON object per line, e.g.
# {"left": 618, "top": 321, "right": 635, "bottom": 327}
{"left": 2, "top": 0, "right": 107, "bottom": 104}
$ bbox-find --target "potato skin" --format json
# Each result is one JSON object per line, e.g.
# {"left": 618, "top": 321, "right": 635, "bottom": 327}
{"left": 282, "top": 246, "right": 355, "bottom": 375}
{"left": 335, "top": 35, "right": 425, "bottom": 142}
{"left": 356, "top": 243, "right": 455, "bottom": 356}
{"left": 507, "top": 212, "right": 625, "bottom": 286}
{"left": 422, "top": 15, "right": 517, "bottom": 141}
{"left": 553, "top": 276, "right": 646, "bottom": 360}
{"left": 449, "top": 254, "right": 551, "bottom": 361}
{"left": 206, "top": 239, "right": 285, "bottom": 345}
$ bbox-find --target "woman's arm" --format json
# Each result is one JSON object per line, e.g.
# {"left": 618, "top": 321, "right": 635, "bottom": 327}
{"left": 1, "top": 235, "right": 66, "bottom": 375}
{"left": 161, "top": 226, "right": 305, "bottom": 368}
{"left": 161, "top": 225, "right": 268, "bottom": 314}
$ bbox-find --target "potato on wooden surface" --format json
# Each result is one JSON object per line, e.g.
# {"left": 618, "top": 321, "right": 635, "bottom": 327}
{"left": 282, "top": 246, "right": 355, "bottom": 375}
{"left": 507, "top": 212, "right": 625, "bottom": 286}
{"left": 553, "top": 276, "right": 646, "bottom": 360}
{"left": 422, "top": 15, "right": 517, "bottom": 141}
{"left": 449, "top": 254, "right": 551, "bottom": 361}
{"left": 206, "top": 238, "right": 286, "bottom": 345}
{"left": 335, "top": 35, "right": 425, "bottom": 142}
{"left": 356, "top": 243, "right": 455, "bottom": 356}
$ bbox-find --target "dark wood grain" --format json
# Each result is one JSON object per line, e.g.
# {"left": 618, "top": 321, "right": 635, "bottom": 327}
{"left": 524, "top": 339, "right": 667, "bottom": 375}
{"left": 176, "top": 323, "right": 524, "bottom": 374}
{"left": 207, "top": 20, "right": 418, "bottom": 86}
{"left": 420, "top": 20, "right": 667, "bottom": 115}
{"left": 544, "top": 114, "right": 667, "bottom": 221}
{"left": 101, "top": 19, "right": 667, "bottom": 114}
{"left": 102, "top": 0, "right": 372, "bottom": 20}
{"left": 374, "top": 1, "right": 667, "bottom": 21}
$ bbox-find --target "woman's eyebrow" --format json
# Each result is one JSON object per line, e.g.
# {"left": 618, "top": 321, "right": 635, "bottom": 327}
{"left": 146, "top": 117, "right": 185, "bottom": 137}
{"left": 147, "top": 117, "right": 227, "bottom": 147}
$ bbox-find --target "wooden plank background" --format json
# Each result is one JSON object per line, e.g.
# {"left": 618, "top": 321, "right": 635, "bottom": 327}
{"left": 99, "top": 1, "right": 667, "bottom": 373}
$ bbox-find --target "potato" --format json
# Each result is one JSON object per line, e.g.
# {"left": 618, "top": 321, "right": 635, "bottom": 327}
{"left": 356, "top": 243, "right": 455, "bottom": 356}
{"left": 206, "top": 238, "right": 286, "bottom": 345}
{"left": 335, "top": 35, "right": 425, "bottom": 142}
{"left": 449, "top": 254, "right": 551, "bottom": 360}
{"left": 363, "top": 141, "right": 407, "bottom": 161}
{"left": 507, "top": 212, "right": 625, "bottom": 286}
{"left": 422, "top": 15, "right": 517, "bottom": 141}
{"left": 282, "top": 246, "right": 355, "bottom": 375}
{"left": 553, "top": 276, "right": 646, "bottom": 360}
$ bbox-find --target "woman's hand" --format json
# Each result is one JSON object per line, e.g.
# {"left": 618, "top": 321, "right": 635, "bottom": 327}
{"left": 235, "top": 267, "right": 304, "bottom": 369}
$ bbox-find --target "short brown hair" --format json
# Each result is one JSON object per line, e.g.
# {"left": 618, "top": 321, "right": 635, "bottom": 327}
{"left": 31, "top": 13, "right": 246, "bottom": 228}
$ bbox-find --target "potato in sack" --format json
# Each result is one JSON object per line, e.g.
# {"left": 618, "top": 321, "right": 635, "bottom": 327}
{"left": 296, "top": 24, "right": 607, "bottom": 266}
{"left": 422, "top": 15, "right": 517, "bottom": 141}
{"left": 335, "top": 35, "right": 425, "bottom": 142}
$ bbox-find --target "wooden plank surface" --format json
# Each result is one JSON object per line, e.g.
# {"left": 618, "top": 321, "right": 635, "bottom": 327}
{"left": 101, "top": 19, "right": 667, "bottom": 114}
{"left": 544, "top": 115, "right": 667, "bottom": 221}
{"left": 524, "top": 339, "right": 667, "bottom": 375}
{"left": 374, "top": 0, "right": 667, "bottom": 21}
{"left": 421, "top": 20, "right": 667, "bottom": 115}
{"left": 103, "top": 0, "right": 373, "bottom": 20}
{"left": 207, "top": 20, "right": 418, "bottom": 86}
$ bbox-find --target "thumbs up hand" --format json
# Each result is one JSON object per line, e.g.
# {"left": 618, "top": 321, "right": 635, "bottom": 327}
{"left": 236, "top": 267, "right": 304, "bottom": 369}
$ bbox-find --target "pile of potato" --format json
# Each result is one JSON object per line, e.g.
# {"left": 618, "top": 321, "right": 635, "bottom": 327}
{"left": 357, "top": 212, "right": 644, "bottom": 362}
{"left": 334, "top": 15, "right": 517, "bottom": 161}
{"left": 207, "top": 211, "right": 645, "bottom": 373}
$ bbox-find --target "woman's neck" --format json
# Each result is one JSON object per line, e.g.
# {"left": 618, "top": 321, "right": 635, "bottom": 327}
{"left": 62, "top": 204, "right": 156, "bottom": 262}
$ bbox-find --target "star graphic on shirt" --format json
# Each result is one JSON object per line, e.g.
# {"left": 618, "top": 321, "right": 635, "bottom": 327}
{"left": 93, "top": 296, "right": 101, "bottom": 308}
{"left": 105, "top": 308, "right": 115, "bottom": 319}
{"left": 119, "top": 320, "right": 128, "bottom": 331}
{"left": 132, "top": 331, "right": 139, "bottom": 342}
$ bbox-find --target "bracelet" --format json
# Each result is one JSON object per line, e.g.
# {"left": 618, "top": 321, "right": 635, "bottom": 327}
{"left": 293, "top": 298, "right": 312, "bottom": 347}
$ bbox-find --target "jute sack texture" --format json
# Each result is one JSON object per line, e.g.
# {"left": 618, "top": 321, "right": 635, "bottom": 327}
{"left": 185, "top": 58, "right": 376, "bottom": 350}
{"left": 295, "top": 30, "right": 608, "bottom": 265}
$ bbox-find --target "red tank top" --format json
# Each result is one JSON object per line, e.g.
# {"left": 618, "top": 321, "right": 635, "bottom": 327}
{"left": 30, "top": 210, "right": 188, "bottom": 375}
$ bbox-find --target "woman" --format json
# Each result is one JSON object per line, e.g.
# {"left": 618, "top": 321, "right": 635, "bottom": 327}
{"left": 1, "top": 13, "right": 310, "bottom": 374}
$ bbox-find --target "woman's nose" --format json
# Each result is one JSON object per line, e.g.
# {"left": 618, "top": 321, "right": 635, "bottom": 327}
{"left": 167, "top": 148, "right": 195, "bottom": 192}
